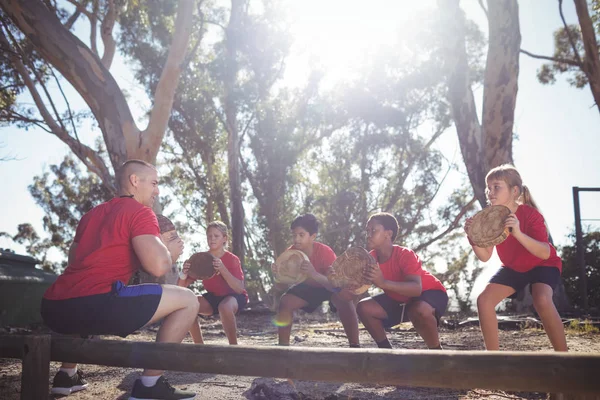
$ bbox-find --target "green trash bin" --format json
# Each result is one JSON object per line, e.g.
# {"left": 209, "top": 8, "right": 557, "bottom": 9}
{"left": 0, "top": 249, "right": 57, "bottom": 327}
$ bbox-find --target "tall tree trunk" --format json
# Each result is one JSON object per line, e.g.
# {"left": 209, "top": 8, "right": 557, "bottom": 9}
{"left": 438, "top": 0, "right": 486, "bottom": 207}
{"left": 572, "top": 0, "right": 600, "bottom": 113}
{"left": 440, "top": 0, "right": 519, "bottom": 208}
{"left": 224, "top": 0, "right": 245, "bottom": 264}
{"left": 482, "top": 0, "right": 520, "bottom": 170}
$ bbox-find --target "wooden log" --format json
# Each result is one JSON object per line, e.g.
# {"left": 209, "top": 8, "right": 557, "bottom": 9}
{"left": 21, "top": 335, "right": 50, "bottom": 400}
{"left": 0, "top": 335, "right": 26, "bottom": 359}
{"left": 49, "top": 338, "right": 600, "bottom": 394}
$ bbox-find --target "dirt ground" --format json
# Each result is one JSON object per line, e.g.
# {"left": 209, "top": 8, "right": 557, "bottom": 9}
{"left": 1, "top": 308, "right": 599, "bottom": 400}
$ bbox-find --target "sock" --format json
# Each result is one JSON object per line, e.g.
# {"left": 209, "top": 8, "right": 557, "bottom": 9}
{"left": 59, "top": 367, "right": 77, "bottom": 377}
{"left": 376, "top": 339, "right": 393, "bottom": 349}
{"left": 140, "top": 375, "right": 161, "bottom": 387}
{"left": 349, "top": 343, "right": 361, "bottom": 348}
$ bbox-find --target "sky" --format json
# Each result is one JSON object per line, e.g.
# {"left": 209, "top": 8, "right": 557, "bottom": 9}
{"left": 1, "top": 0, "right": 599, "bottom": 279}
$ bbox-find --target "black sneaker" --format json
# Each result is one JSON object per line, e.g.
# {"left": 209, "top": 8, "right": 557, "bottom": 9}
{"left": 129, "top": 376, "right": 196, "bottom": 400}
{"left": 51, "top": 370, "right": 88, "bottom": 396}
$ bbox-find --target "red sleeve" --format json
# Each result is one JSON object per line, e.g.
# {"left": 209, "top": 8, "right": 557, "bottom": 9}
{"left": 399, "top": 248, "right": 422, "bottom": 276}
{"left": 526, "top": 208, "right": 549, "bottom": 243}
{"left": 74, "top": 212, "right": 92, "bottom": 243}
{"left": 130, "top": 207, "right": 160, "bottom": 238}
{"left": 322, "top": 245, "right": 337, "bottom": 266}
{"left": 225, "top": 253, "right": 244, "bottom": 281}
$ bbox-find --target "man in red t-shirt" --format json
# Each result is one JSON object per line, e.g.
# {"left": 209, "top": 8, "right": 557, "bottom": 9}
{"left": 41, "top": 160, "right": 199, "bottom": 400}
{"left": 357, "top": 212, "right": 448, "bottom": 349}
{"left": 272, "top": 214, "right": 361, "bottom": 347}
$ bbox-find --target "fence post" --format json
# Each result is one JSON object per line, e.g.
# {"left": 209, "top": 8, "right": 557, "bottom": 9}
{"left": 21, "top": 335, "right": 51, "bottom": 400}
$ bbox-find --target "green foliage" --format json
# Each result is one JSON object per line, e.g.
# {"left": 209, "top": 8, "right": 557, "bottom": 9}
{"left": 560, "top": 231, "right": 600, "bottom": 311}
{"left": 537, "top": 0, "right": 600, "bottom": 89}
{"left": 537, "top": 24, "right": 588, "bottom": 88}
{"left": 566, "top": 318, "right": 600, "bottom": 333}
{"left": 5, "top": 1, "right": 486, "bottom": 306}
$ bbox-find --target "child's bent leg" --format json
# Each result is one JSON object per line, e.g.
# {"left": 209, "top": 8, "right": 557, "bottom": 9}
{"left": 218, "top": 296, "right": 239, "bottom": 345}
{"left": 275, "top": 294, "right": 309, "bottom": 345}
{"left": 356, "top": 298, "right": 389, "bottom": 346}
{"left": 532, "top": 283, "right": 568, "bottom": 351}
{"left": 188, "top": 316, "right": 204, "bottom": 344}
{"left": 407, "top": 301, "right": 440, "bottom": 349}
{"left": 190, "top": 296, "right": 214, "bottom": 344}
{"left": 477, "top": 283, "right": 515, "bottom": 350}
{"left": 331, "top": 293, "right": 360, "bottom": 346}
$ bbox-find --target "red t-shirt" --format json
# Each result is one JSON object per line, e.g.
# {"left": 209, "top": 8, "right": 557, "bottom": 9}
{"left": 370, "top": 245, "right": 446, "bottom": 303}
{"left": 44, "top": 198, "right": 159, "bottom": 300}
{"left": 290, "top": 242, "right": 337, "bottom": 288}
{"left": 496, "top": 204, "right": 562, "bottom": 273}
{"left": 202, "top": 251, "right": 248, "bottom": 299}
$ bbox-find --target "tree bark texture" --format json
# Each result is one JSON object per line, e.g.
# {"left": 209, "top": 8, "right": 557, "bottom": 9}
{"left": 0, "top": 0, "right": 195, "bottom": 171}
{"left": 573, "top": 0, "right": 600, "bottom": 114}
{"left": 482, "top": 0, "right": 520, "bottom": 170}
{"left": 224, "top": 0, "right": 246, "bottom": 264}
{"left": 438, "top": 0, "right": 487, "bottom": 207}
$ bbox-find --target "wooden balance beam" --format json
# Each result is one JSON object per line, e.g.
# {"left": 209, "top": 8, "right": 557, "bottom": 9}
{"left": 1, "top": 335, "right": 599, "bottom": 399}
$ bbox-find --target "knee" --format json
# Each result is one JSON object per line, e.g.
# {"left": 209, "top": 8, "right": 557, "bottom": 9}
{"left": 356, "top": 300, "right": 369, "bottom": 319}
{"left": 218, "top": 300, "right": 235, "bottom": 317}
{"left": 182, "top": 289, "right": 199, "bottom": 313}
{"left": 408, "top": 302, "right": 434, "bottom": 323}
{"left": 532, "top": 292, "right": 553, "bottom": 312}
{"left": 278, "top": 295, "right": 295, "bottom": 312}
{"left": 477, "top": 292, "right": 497, "bottom": 312}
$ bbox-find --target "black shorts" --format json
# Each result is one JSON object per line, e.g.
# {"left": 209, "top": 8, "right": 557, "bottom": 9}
{"left": 284, "top": 282, "right": 333, "bottom": 313}
{"left": 372, "top": 290, "right": 448, "bottom": 328}
{"left": 41, "top": 281, "right": 162, "bottom": 338}
{"left": 489, "top": 266, "right": 561, "bottom": 299}
{"left": 202, "top": 292, "right": 248, "bottom": 315}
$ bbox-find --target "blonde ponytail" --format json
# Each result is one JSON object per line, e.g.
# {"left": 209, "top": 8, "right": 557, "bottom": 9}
{"left": 520, "top": 185, "right": 540, "bottom": 211}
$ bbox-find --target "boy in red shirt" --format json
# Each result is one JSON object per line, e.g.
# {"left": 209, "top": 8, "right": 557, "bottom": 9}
{"left": 273, "top": 214, "right": 361, "bottom": 347}
{"left": 357, "top": 212, "right": 448, "bottom": 349}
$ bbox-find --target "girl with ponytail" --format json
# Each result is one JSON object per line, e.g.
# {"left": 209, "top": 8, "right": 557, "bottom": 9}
{"left": 464, "top": 164, "right": 567, "bottom": 352}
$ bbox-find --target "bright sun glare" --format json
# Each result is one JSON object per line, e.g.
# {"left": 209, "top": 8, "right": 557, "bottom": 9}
{"left": 286, "top": 0, "right": 436, "bottom": 85}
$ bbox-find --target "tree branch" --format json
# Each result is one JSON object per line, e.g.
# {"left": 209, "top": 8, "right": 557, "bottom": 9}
{"left": 1, "top": 18, "right": 66, "bottom": 130}
{"left": 0, "top": 28, "right": 115, "bottom": 193}
{"left": 100, "top": 0, "right": 116, "bottom": 69}
{"left": 477, "top": 0, "right": 488, "bottom": 18}
{"left": 90, "top": 0, "right": 99, "bottom": 56}
{"left": 520, "top": 48, "right": 581, "bottom": 66}
{"left": 141, "top": 0, "right": 195, "bottom": 161}
{"left": 559, "top": 0, "right": 584, "bottom": 66}
{"left": 414, "top": 197, "right": 477, "bottom": 252}
{"left": 64, "top": 0, "right": 93, "bottom": 20}
{"left": 48, "top": 65, "right": 81, "bottom": 144}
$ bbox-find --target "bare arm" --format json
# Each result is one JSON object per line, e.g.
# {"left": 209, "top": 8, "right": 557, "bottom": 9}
{"left": 471, "top": 244, "right": 494, "bottom": 262}
{"left": 377, "top": 274, "right": 423, "bottom": 298}
{"left": 465, "top": 216, "right": 494, "bottom": 261}
{"left": 301, "top": 261, "right": 337, "bottom": 291}
{"left": 506, "top": 213, "right": 551, "bottom": 260}
{"left": 214, "top": 258, "right": 245, "bottom": 294}
{"left": 512, "top": 231, "right": 551, "bottom": 259}
{"left": 132, "top": 235, "right": 174, "bottom": 277}
{"left": 367, "top": 263, "right": 422, "bottom": 297}
{"left": 218, "top": 267, "right": 246, "bottom": 294}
